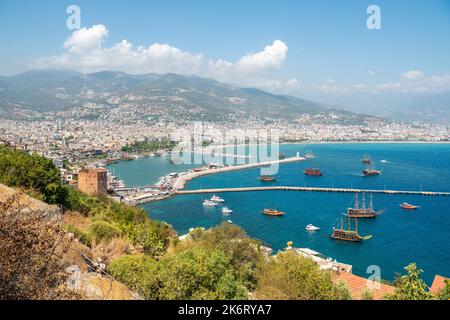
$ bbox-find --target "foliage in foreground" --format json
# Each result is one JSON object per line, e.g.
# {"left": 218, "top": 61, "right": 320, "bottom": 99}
{"left": 0, "top": 195, "right": 81, "bottom": 300}
{"left": 0, "top": 145, "right": 67, "bottom": 204}
{"left": 388, "top": 263, "right": 432, "bottom": 300}
{"left": 255, "top": 251, "right": 352, "bottom": 300}
{"left": 176, "top": 224, "right": 266, "bottom": 291}
{"left": 109, "top": 248, "right": 247, "bottom": 300}
{"left": 436, "top": 279, "right": 450, "bottom": 300}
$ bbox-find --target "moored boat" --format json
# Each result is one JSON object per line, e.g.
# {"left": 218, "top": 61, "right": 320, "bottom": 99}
{"left": 304, "top": 168, "right": 323, "bottom": 176}
{"left": 361, "top": 155, "right": 372, "bottom": 164}
{"left": 262, "top": 208, "right": 285, "bottom": 216}
{"left": 331, "top": 216, "right": 371, "bottom": 242}
{"left": 203, "top": 199, "right": 218, "bottom": 207}
{"left": 400, "top": 202, "right": 420, "bottom": 210}
{"left": 347, "top": 193, "right": 383, "bottom": 218}
{"left": 305, "top": 150, "right": 315, "bottom": 159}
{"left": 362, "top": 168, "right": 381, "bottom": 176}
{"left": 222, "top": 207, "right": 233, "bottom": 214}
{"left": 210, "top": 195, "right": 225, "bottom": 203}
{"left": 306, "top": 224, "right": 320, "bottom": 231}
{"left": 259, "top": 175, "right": 276, "bottom": 182}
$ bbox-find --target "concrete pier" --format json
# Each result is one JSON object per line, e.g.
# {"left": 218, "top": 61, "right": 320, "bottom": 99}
{"left": 175, "top": 186, "right": 450, "bottom": 196}
{"left": 173, "top": 156, "right": 305, "bottom": 190}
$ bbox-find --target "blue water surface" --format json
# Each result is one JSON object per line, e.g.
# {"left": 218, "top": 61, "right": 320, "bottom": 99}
{"left": 110, "top": 143, "right": 450, "bottom": 284}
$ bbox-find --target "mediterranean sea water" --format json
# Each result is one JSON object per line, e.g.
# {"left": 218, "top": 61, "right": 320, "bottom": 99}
{"left": 108, "top": 143, "right": 450, "bottom": 284}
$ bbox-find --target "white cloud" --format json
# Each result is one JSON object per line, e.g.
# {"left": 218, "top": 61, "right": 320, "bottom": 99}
{"left": 374, "top": 82, "right": 402, "bottom": 91}
{"left": 64, "top": 24, "right": 108, "bottom": 54}
{"left": 367, "top": 70, "right": 375, "bottom": 76}
{"left": 235, "top": 40, "right": 288, "bottom": 73}
{"left": 33, "top": 24, "right": 293, "bottom": 90}
{"left": 401, "top": 70, "right": 425, "bottom": 80}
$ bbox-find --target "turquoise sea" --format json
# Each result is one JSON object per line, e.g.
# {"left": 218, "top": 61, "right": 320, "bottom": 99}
{"left": 108, "top": 143, "right": 450, "bottom": 284}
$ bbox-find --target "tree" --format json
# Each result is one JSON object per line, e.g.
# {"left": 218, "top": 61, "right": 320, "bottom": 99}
{"left": 255, "top": 251, "right": 351, "bottom": 300}
{"left": 0, "top": 146, "right": 67, "bottom": 204}
{"left": 388, "top": 263, "right": 432, "bottom": 300}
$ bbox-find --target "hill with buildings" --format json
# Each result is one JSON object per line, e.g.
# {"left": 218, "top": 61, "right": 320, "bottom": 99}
{"left": 0, "top": 69, "right": 377, "bottom": 124}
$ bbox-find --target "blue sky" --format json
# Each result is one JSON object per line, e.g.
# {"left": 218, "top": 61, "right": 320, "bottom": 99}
{"left": 0, "top": 0, "right": 449, "bottom": 110}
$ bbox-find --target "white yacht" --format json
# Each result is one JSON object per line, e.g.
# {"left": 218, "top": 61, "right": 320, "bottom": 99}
{"left": 222, "top": 207, "right": 233, "bottom": 214}
{"left": 210, "top": 195, "right": 225, "bottom": 203}
{"left": 306, "top": 224, "right": 320, "bottom": 231}
{"left": 203, "top": 199, "right": 218, "bottom": 207}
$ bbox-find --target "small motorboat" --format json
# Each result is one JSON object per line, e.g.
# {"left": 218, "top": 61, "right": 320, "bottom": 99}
{"left": 222, "top": 207, "right": 233, "bottom": 214}
{"left": 305, "top": 224, "right": 320, "bottom": 231}
{"left": 203, "top": 199, "right": 218, "bottom": 207}
{"left": 259, "top": 175, "right": 276, "bottom": 182}
{"left": 400, "top": 202, "right": 420, "bottom": 210}
{"left": 210, "top": 195, "right": 225, "bottom": 203}
{"left": 304, "top": 168, "right": 323, "bottom": 176}
{"left": 227, "top": 220, "right": 233, "bottom": 224}
{"left": 262, "top": 208, "right": 285, "bottom": 216}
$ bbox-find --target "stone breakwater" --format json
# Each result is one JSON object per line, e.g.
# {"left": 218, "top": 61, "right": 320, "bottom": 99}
{"left": 172, "top": 156, "right": 305, "bottom": 190}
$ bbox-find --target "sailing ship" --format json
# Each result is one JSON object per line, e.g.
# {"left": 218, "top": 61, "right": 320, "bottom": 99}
{"left": 305, "top": 150, "right": 315, "bottom": 159}
{"left": 361, "top": 155, "right": 372, "bottom": 164}
{"left": 347, "top": 193, "right": 383, "bottom": 218}
{"left": 304, "top": 168, "right": 323, "bottom": 176}
{"left": 331, "top": 215, "right": 372, "bottom": 242}
{"left": 362, "top": 163, "right": 381, "bottom": 176}
{"left": 262, "top": 208, "right": 285, "bottom": 216}
{"left": 259, "top": 175, "right": 276, "bottom": 182}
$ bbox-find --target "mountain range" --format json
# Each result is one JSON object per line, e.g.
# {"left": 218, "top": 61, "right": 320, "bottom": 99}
{"left": 0, "top": 69, "right": 377, "bottom": 124}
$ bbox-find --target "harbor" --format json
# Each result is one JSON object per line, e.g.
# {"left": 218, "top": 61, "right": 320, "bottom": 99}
{"left": 130, "top": 143, "right": 450, "bottom": 283}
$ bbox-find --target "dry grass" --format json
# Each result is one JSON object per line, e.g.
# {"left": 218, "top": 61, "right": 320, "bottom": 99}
{"left": 0, "top": 192, "right": 83, "bottom": 300}
{"left": 92, "top": 237, "right": 138, "bottom": 265}
{"left": 63, "top": 211, "right": 92, "bottom": 231}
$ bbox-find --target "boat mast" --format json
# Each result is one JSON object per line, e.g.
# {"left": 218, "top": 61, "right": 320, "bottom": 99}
{"left": 362, "top": 192, "right": 366, "bottom": 209}
{"left": 355, "top": 193, "right": 359, "bottom": 209}
{"left": 370, "top": 193, "right": 373, "bottom": 211}
{"left": 355, "top": 218, "right": 358, "bottom": 234}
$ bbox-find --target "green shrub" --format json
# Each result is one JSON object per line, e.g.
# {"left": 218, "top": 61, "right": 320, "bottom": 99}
{"left": 63, "top": 224, "right": 92, "bottom": 247}
{"left": 87, "top": 221, "right": 122, "bottom": 244}
{"left": 121, "top": 221, "right": 172, "bottom": 256}
{"left": 179, "top": 223, "right": 266, "bottom": 291}
{"left": 0, "top": 146, "right": 67, "bottom": 204}
{"left": 255, "top": 251, "right": 348, "bottom": 300}
{"left": 388, "top": 263, "right": 432, "bottom": 300}
{"left": 109, "top": 248, "right": 248, "bottom": 300}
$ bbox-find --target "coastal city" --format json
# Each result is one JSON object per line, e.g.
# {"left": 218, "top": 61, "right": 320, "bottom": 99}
{"left": 1, "top": 106, "right": 449, "bottom": 205}
{"left": 1, "top": 0, "right": 449, "bottom": 305}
